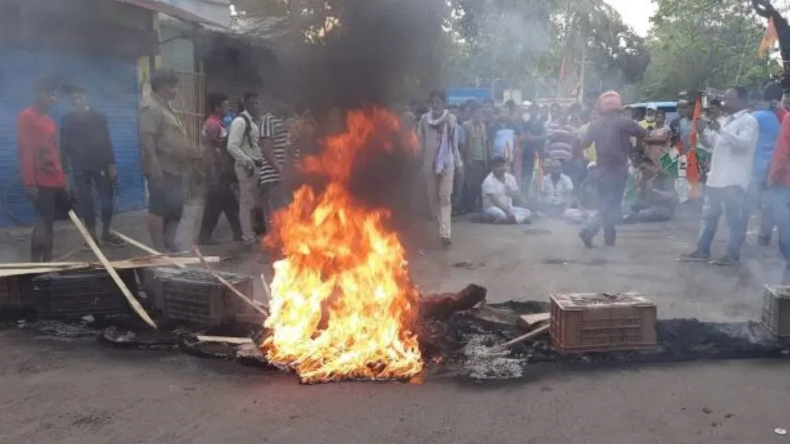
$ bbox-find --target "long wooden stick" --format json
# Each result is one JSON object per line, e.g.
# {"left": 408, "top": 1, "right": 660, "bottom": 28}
{"left": 54, "top": 246, "right": 83, "bottom": 262}
{"left": 0, "top": 262, "right": 84, "bottom": 269}
{"left": 0, "top": 257, "right": 221, "bottom": 278}
{"left": 110, "top": 230, "right": 187, "bottom": 269}
{"left": 494, "top": 324, "right": 550, "bottom": 351}
{"left": 193, "top": 246, "right": 268, "bottom": 317}
{"left": 68, "top": 210, "right": 157, "bottom": 329}
{"left": 196, "top": 335, "right": 254, "bottom": 345}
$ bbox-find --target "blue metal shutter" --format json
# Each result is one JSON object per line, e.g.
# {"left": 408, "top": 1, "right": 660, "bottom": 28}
{"left": 0, "top": 48, "right": 144, "bottom": 226}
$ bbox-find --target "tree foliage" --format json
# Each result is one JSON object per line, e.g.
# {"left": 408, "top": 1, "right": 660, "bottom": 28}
{"left": 640, "top": 0, "right": 780, "bottom": 99}
{"left": 444, "top": 0, "right": 650, "bottom": 98}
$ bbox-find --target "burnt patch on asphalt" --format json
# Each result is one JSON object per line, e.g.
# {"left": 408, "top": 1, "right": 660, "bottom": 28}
{"left": 452, "top": 261, "right": 485, "bottom": 270}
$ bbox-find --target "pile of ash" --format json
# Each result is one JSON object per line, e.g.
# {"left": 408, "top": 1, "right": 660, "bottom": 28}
{"left": 437, "top": 302, "right": 790, "bottom": 381}
{"left": 10, "top": 298, "right": 790, "bottom": 382}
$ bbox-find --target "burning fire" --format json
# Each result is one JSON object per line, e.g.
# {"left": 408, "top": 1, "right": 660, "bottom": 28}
{"left": 262, "top": 107, "right": 424, "bottom": 383}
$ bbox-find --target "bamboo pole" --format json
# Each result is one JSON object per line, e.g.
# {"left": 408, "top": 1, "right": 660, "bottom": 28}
{"left": 109, "top": 230, "right": 187, "bottom": 269}
{"left": 196, "top": 335, "right": 253, "bottom": 345}
{"left": 68, "top": 210, "right": 157, "bottom": 329}
{"left": 0, "top": 262, "right": 84, "bottom": 269}
{"left": 193, "top": 246, "right": 269, "bottom": 317}
{"left": 494, "top": 324, "right": 550, "bottom": 351}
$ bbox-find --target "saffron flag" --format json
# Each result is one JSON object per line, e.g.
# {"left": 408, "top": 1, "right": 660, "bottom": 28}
{"left": 759, "top": 18, "right": 778, "bottom": 57}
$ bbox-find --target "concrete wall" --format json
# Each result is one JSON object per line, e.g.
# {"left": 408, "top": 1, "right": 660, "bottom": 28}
{"left": 159, "top": 23, "right": 195, "bottom": 72}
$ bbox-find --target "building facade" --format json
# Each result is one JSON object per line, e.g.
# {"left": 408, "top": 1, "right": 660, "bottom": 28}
{"left": 0, "top": 0, "right": 158, "bottom": 226}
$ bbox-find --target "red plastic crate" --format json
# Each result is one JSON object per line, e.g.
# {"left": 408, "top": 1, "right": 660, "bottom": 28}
{"left": 550, "top": 292, "right": 657, "bottom": 354}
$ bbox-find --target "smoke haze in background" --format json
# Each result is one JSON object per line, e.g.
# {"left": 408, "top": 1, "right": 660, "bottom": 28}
{"left": 284, "top": 0, "right": 444, "bottom": 114}
{"left": 276, "top": 0, "right": 446, "bottom": 236}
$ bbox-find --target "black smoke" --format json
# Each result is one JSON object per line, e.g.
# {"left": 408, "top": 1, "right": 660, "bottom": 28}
{"left": 278, "top": 0, "right": 445, "bottom": 235}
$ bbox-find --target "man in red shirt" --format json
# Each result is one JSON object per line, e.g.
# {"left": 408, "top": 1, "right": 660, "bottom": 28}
{"left": 17, "top": 79, "right": 71, "bottom": 262}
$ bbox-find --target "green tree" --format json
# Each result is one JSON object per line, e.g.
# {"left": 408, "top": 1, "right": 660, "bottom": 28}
{"left": 445, "top": 0, "right": 649, "bottom": 98}
{"left": 641, "top": 0, "right": 779, "bottom": 99}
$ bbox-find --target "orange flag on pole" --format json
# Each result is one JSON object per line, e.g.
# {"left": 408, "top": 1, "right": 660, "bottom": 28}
{"left": 759, "top": 18, "right": 778, "bottom": 57}
{"left": 685, "top": 99, "right": 703, "bottom": 197}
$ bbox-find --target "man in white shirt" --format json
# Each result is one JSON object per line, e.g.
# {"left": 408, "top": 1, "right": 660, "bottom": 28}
{"left": 481, "top": 156, "right": 531, "bottom": 224}
{"left": 539, "top": 159, "right": 574, "bottom": 218}
{"left": 681, "top": 87, "right": 758, "bottom": 265}
{"left": 226, "top": 92, "right": 264, "bottom": 243}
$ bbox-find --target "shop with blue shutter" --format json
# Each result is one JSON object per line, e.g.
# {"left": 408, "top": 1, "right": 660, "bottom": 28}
{"left": 0, "top": 0, "right": 157, "bottom": 226}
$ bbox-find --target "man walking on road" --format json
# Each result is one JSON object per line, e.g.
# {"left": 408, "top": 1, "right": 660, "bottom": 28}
{"left": 60, "top": 85, "right": 124, "bottom": 247}
{"left": 139, "top": 70, "right": 191, "bottom": 252}
{"left": 226, "top": 92, "right": 264, "bottom": 243}
{"left": 681, "top": 87, "right": 759, "bottom": 265}
{"left": 198, "top": 92, "right": 243, "bottom": 244}
{"left": 18, "top": 78, "right": 70, "bottom": 262}
{"left": 418, "top": 90, "right": 463, "bottom": 248}
{"left": 578, "top": 91, "right": 647, "bottom": 248}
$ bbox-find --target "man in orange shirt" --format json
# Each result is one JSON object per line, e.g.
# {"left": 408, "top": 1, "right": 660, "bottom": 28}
{"left": 17, "top": 79, "right": 71, "bottom": 262}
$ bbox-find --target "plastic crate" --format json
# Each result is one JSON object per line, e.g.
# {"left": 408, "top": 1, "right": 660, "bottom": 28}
{"left": 550, "top": 292, "right": 657, "bottom": 355}
{"left": 157, "top": 269, "right": 254, "bottom": 326}
{"left": 32, "top": 270, "right": 137, "bottom": 319}
{"left": 762, "top": 285, "right": 790, "bottom": 337}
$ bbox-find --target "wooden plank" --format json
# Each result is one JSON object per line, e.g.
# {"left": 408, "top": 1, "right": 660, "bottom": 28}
{"left": 0, "top": 257, "right": 220, "bottom": 279}
{"left": 0, "top": 267, "right": 68, "bottom": 278}
{"left": 109, "top": 230, "right": 187, "bottom": 269}
{"left": 495, "top": 324, "right": 551, "bottom": 351}
{"left": 0, "top": 262, "right": 85, "bottom": 269}
{"left": 518, "top": 313, "right": 551, "bottom": 330}
{"left": 196, "top": 335, "right": 254, "bottom": 345}
{"left": 68, "top": 210, "right": 157, "bottom": 329}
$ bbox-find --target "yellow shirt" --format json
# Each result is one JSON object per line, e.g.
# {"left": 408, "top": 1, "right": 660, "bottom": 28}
{"left": 576, "top": 123, "right": 597, "bottom": 162}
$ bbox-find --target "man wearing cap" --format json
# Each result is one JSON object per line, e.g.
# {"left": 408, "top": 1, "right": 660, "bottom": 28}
{"left": 578, "top": 91, "right": 647, "bottom": 248}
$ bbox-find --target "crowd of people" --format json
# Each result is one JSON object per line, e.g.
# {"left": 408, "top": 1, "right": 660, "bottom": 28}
{"left": 407, "top": 82, "right": 790, "bottom": 275}
{"left": 408, "top": 89, "right": 674, "bottom": 249}
{"left": 15, "top": 67, "right": 790, "bottom": 275}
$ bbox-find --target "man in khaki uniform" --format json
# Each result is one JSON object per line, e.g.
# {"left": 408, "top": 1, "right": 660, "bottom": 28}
{"left": 139, "top": 69, "right": 192, "bottom": 252}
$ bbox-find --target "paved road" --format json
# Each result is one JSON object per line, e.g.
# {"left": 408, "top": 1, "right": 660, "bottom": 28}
{"left": 0, "top": 207, "right": 788, "bottom": 443}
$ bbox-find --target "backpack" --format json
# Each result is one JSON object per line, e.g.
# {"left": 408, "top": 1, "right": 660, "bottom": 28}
{"left": 238, "top": 113, "right": 253, "bottom": 148}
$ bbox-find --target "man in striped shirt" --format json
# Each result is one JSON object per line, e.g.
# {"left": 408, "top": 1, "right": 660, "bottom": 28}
{"left": 259, "top": 108, "right": 291, "bottom": 229}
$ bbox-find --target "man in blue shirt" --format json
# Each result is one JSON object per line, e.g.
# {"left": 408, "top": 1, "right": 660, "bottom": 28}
{"left": 747, "top": 82, "right": 783, "bottom": 245}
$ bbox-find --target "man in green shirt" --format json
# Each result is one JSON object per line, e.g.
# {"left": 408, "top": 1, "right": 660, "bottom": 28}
{"left": 461, "top": 103, "right": 488, "bottom": 212}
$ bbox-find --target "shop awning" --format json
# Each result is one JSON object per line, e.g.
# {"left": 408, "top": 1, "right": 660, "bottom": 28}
{"left": 113, "top": 0, "right": 227, "bottom": 28}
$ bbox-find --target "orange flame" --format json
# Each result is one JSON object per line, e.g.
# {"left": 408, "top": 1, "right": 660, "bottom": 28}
{"left": 262, "top": 107, "right": 423, "bottom": 383}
